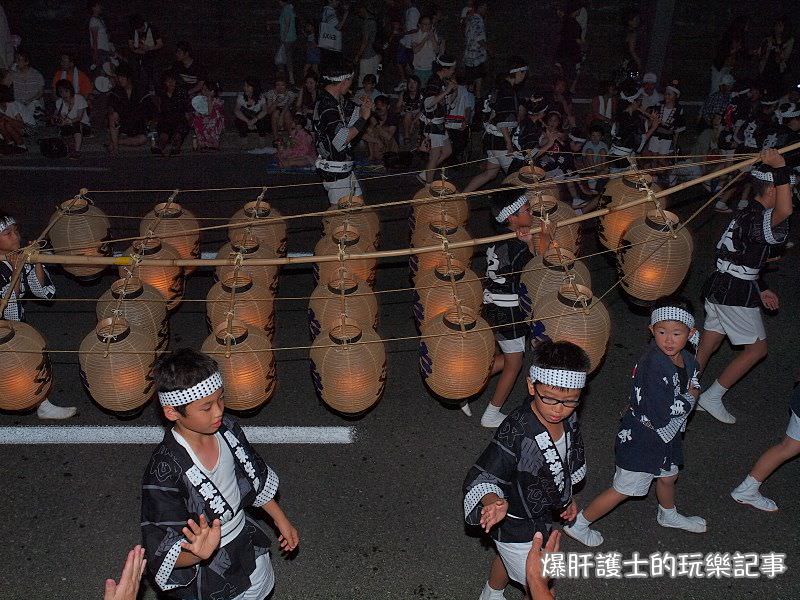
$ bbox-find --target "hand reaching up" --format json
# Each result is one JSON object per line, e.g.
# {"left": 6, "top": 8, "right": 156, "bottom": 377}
{"left": 180, "top": 514, "right": 221, "bottom": 561}
{"left": 104, "top": 545, "right": 146, "bottom": 600}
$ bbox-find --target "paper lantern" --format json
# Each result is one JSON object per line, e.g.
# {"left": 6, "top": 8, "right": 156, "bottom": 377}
{"left": 118, "top": 239, "right": 185, "bottom": 310}
{"left": 314, "top": 224, "right": 377, "bottom": 287}
{"left": 533, "top": 284, "right": 610, "bottom": 372}
{"left": 323, "top": 195, "right": 381, "bottom": 250}
{"left": 228, "top": 200, "right": 288, "bottom": 257}
{"left": 140, "top": 202, "right": 200, "bottom": 274}
{"left": 412, "top": 259, "right": 483, "bottom": 327}
{"left": 206, "top": 270, "right": 275, "bottom": 339}
{"left": 47, "top": 196, "right": 111, "bottom": 279}
{"left": 201, "top": 320, "right": 276, "bottom": 411}
{"left": 411, "top": 180, "right": 470, "bottom": 233}
{"left": 526, "top": 192, "right": 581, "bottom": 254}
{"left": 520, "top": 248, "right": 592, "bottom": 318}
{"left": 617, "top": 210, "right": 693, "bottom": 302}
{"left": 309, "top": 318, "right": 386, "bottom": 414}
{"left": 419, "top": 306, "right": 495, "bottom": 400}
{"left": 79, "top": 317, "right": 156, "bottom": 412}
{"left": 308, "top": 268, "right": 378, "bottom": 340}
{"left": 215, "top": 235, "right": 279, "bottom": 293}
{"left": 96, "top": 277, "right": 169, "bottom": 350}
{"left": 409, "top": 216, "right": 473, "bottom": 279}
{"left": 504, "top": 165, "right": 559, "bottom": 199}
{"left": 598, "top": 172, "right": 660, "bottom": 251}
{"left": 0, "top": 321, "right": 52, "bottom": 411}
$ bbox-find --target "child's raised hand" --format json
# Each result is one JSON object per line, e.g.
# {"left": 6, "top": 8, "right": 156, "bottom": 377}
{"left": 277, "top": 520, "right": 300, "bottom": 554}
{"left": 480, "top": 498, "right": 508, "bottom": 533}
{"left": 180, "top": 514, "right": 221, "bottom": 560}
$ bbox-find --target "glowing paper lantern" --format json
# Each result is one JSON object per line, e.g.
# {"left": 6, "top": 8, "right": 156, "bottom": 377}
{"left": 118, "top": 239, "right": 185, "bottom": 310}
{"left": 533, "top": 284, "right": 610, "bottom": 372}
{"left": 409, "top": 216, "right": 473, "bottom": 279}
{"left": 79, "top": 317, "right": 156, "bottom": 412}
{"left": 617, "top": 210, "right": 693, "bottom": 302}
{"left": 215, "top": 235, "right": 279, "bottom": 293}
{"left": 140, "top": 202, "right": 200, "bottom": 274}
{"left": 411, "top": 180, "right": 470, "bottom": 233}
{"left": 96, "top": 277, "right": 169, "bottom": 351}
{"left": 47, "top": 197, "right": 111, "bottom": 279}
{"left": 323, "top": 195, "right": 381, "bottom": 250}
{"left": 206, "top": 270, "right": 275, "bottom": 339}
{"left": 308, "top": 268, "right": 378, "bottom": 340}
{"left": 310, "top": 318, "right": 386, "bottom": 414}
{"left": 412, "top": 259, "right": 483, "bottom": 328}
{"left": 314, "top": 224, "right": 377, "bottom": 287}
{"left": 0, "top": 320, "right": 51, "bottom": 411}
{"left": 228, "top": 200, "right": 288, "bottom": 257}
{"left": 527, "top": 193, "right": 581, "bottom": 254}
{"left": 419, "top": 306, "right": 495, "bottom": 400}
{"left": 520, "top": 248, "right": 592, "bottom": 317}
{"left": 598, "top": 172, "right": 660, "bottom": 251}
{"left": 201, "top": 320, "right": 276, "bottom": 411}
{"left": 504, "top": 165, "right": 559, "bottom": 199}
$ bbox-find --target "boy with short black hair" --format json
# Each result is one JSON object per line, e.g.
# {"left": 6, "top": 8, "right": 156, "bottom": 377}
{"left": 463, "top": 340, "right": 590, "bottom": 599}
{"left": 141, "top": 348, "right": 299, "bottom": 599}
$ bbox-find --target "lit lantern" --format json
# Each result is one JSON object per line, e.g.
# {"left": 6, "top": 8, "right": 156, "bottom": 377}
{"left": 118, "top": 239, "right": 185, "bottom": 310}
{"left": 228, "top": 200, "right": 288, "bottom": 257}
{"left": 617, "top": 210, "right": 693, "bottom": 303}
{"left": 527, "top": 192, "right": 581, "bottom": 254}
{"left": 411, "top": 180, "right": 470, "bottom": 233}
{"left": 323, "top": 195, "right": 381, "bottom": 250}
{"left": 0, "top": 320, "right": 51, "bottom": 411}
{"left": 412, "top": 259, "right": 483, "bottom": 328}
{"left": 78, "top": 317, "right": 156, "bottom": 413}
{"left": 47, "top": 196, "right": 111, "bottom": 279}
{"left": 215, "top": 235, "right": 279, "bottom": 293}
{"left": 409, "top": 216, "right": 473, "bottom": 280}
{"left": 504, "top": 165, "right": 559, "bottom": 199}
{"left": 309, "top": 318, "right": 386, "bottom": 414}
{"left": 419, "top": 306, "right": 495, "bottom": 400}
{"left": 206, "top": 269, "right": 275, "bottom": 339}
{"left": 140, "top": 202, "right": 200, "bottom": 274}
{"left": 520, "top": 248, "right": 592, "bottom": 317}
{"left": 533, "top": 284, "right": 610, "bottom": 372}
{"left": 597, "top": 172, "right": 660, "bottom": 251}
{"left": 308, "top": 268, "right": 378, "bottom": 340}
{"left": 201, "top": 320, "right": 276, "bottom": 411}
{"left": 314, "top": 224, "right": 377, "bottom": 287}
{"left": 96, "top": 277, "right": 169, "bottom": 351}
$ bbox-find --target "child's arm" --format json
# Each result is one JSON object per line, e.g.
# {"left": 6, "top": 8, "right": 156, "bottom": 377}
{"left": 261, "top": 499, "right": 299, "bottom": 553}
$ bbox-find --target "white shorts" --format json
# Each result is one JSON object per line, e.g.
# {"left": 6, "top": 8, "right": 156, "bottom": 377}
{"left": 612, "top": 465, "right": 679, "bottom": 497}
{"left": 497, "top": 336, "right": 526, "bottom": 354}
{"left": 232, "top": 552, "right": 275, "bottom": 600}
{"left": 427, "top": 133, "right": 450, "bottom": 149}
{"left": 786, "top": 412, "right": 800, "bottom": 441}
{"left": 703, "top": 299, "right": 766, "bottom": 345}
{"left": 494, "top": 539, "right": 531, "bottom": 586}
{"left": 322, "top": 176, "right": 363, "bottom": 206}
{"left": 487, "top": 149, "right": 515, "bottom": 173}
{"left": 647, "top": 136, "right": 673, "bottom": 155}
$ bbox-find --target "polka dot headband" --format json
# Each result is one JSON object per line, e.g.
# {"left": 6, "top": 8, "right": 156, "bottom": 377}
{"left": 322, "top": 72, "right": 354, "bottom": 83}
{"left": 650, "top": 306, "right": 700, "bottom": 345}
{"left": 158, "top": 371, "right": 223, "bottom": 407}
{"left": 529, "top": 365, "right": 587, "bottom": 390}
{"left": 0, "top": 216, "right": 16, "bottom": 234}
{"left": 495, "top": 194, "right": 529, "bottom": 223}
{"left": 751, "top": 167, "right": 799, "bottom": 184}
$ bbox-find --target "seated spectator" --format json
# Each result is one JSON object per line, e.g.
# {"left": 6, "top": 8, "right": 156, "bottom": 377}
{"left": 445, "top": 74, "right": 475, "bottom": 162}
{"left": 355, "top": 73, "right": 380, "bottom": 103}
{"left": 362, "top": 94, "right": 399, "bottom": 161}
{"left": 303, "top": 21, "right": 321, "bottom": 77}
{"left": 549, "top": 76, "right": 575, "bottom": 128}
{"left": 582, "top": 124, "right": 609, "bottom": 171}
{"left": 52, "top": 52, "right": 92, "bottom": 98}
{"left": 276, "top": 113, "right": 315, "bottom": 167}
{"left": 11, "top": 49, "right": 44, "bottom": 125}
{"left": 265, "top": 75, "right": 297, "bottom": 134}
{"left": 152, "top": 70, "right": 188, "bottom": 156}
{"left": 173, "top": 40, "right": 205, "bottom": 96}
{"left": 0, "top": 83, "right": 25, "bottom": 152}
{"left": 587, "top": 80, "right": 617, "bottom": 133}
{"left": 234, "top": 77, "right": 269, "bottom": 140}
{"left": 53, "top": 79, "right": 90, "bottom": 158}
{"left": 107, "top": 64, "right": 152, "bottom": 156}
{"left": 294, "top": 72, "right": 318, "bottom": 122}
{"left": 701, "top": 73, "right": 734, "bottom": 127}
{"left": 127, "top": 13, "right": 163, "bottom": 92}
{"left": 191, "top": 79, "right": 225, "bottom": 151}
{"left": 395, "top": 74, "right": 422, "bottom": 144}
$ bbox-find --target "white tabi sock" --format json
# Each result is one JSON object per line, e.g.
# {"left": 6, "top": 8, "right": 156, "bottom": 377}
{"left": 737, "top": 474, "right": 761, "bottom": 491}
{"left": 563, "top": 510, "right": 604, "bottom": 547}
{"left": 479, "top": 581, "right": 507, "bottom": 600}
{"left": 480, "top": 404, "right": 506, "bottom": 428}
{"left": 705, "top": 380, "right": 728, "bottom": 402}
{"left": 698, "top": 380, "right": 735, "bottom": 423}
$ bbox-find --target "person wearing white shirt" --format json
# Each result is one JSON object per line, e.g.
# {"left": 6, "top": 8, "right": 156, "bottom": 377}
{"left": 10, "top": 49, "right": 44, "bottom": 125}
{"left": 88, "top": 1, "right": 114, "bottom": 69}
{"left": 397, "top": 0, "right": 420, "bottom": 80}
{"left": 445, "top": 79, "right": 474, "bottom": 161}
{"left": 53, "top": 79, "right": 91, "bottom": 157}
{"left": 639, "top": 72, "right": 663, "bottom": 111}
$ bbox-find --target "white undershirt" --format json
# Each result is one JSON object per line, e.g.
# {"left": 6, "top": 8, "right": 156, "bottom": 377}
{"left": 554, "top": 433, "right": 567, "bottom": 462}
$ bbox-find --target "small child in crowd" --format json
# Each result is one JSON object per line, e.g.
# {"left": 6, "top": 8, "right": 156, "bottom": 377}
{"left": 276, "top": 113, "right": 316, "bottom": 167}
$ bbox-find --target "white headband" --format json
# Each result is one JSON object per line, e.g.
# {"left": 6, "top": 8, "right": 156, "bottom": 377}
{"left": 509, "top": 66, "right": 528, "bottom": 74}
{"left": 751, "top": 168, "right": 798, "bottom": 185}
{"left": 323, "top": 72, "right": 354, "bottom": 83}
{"left": 435, "top": 56, "right": 456, "bottom": 68}
{"left": 0, "top": 216, "right": 15, "bottom": 233}
{"left": 620, "top": 89, "right": 643, "bottom": 102}
{"left": 495, "top": 194, "right": 528, "bottom": 223}
{"left": 650, "top": 306, "right": 700, "bottom": 345}
{"left": 665, "top": 85, "right": 681, "bottom": 97}
{"left": 530, "top": 365, "right": 587, "bottom": 390}
{"left": 158, "top": 371, "right": 223, "bottom": 407}
{"left": 569, "top": 133, "right": 587, "bottom": 144}
{"left": 776, "top": 103, "right": 800, "bottom": 123}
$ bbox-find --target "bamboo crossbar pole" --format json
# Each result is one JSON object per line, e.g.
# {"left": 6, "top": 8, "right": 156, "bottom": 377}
{"left": 24, "top": 141, "right": 800, "bottom": 269}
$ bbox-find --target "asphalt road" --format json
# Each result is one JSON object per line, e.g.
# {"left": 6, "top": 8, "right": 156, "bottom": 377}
{"left": 0, "top": 148, "right": 798, "bottom": 600}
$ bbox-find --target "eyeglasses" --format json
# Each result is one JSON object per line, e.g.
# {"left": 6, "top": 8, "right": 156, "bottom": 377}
{"left": 534, "top": 383, "right": 581, "bottom": 408}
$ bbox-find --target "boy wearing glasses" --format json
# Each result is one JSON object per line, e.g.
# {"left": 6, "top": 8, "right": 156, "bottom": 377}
{"left": 564, "top": 297, "right": 705, "bottom": 547}
{"left": 463, "top": 340, "right": 590, "bottom": 600}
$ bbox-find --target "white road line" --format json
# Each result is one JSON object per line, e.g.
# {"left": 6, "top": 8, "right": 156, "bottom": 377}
{"left": 0, "top": 426, "right": 355, "bottom": 445}
{"left": 0, "top": 166, "right": 110, "bottom": 172}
